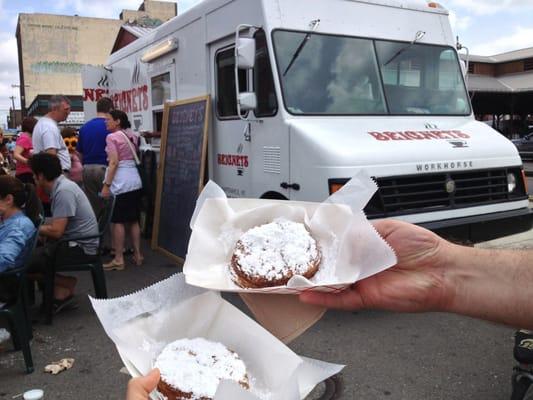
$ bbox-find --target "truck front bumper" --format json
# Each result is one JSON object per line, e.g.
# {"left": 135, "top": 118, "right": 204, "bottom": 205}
{"left": 418, "top": 207, "right": 533, "bottom": 244}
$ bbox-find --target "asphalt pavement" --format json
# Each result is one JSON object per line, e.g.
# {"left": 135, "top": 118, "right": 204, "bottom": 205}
{"left": 2, "top": 220, "right": 533, "bottom": 399}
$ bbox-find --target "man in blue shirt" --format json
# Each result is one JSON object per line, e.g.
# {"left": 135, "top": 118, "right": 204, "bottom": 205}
{"left": 77, "top": 97, "right": 114, "bottom": 216}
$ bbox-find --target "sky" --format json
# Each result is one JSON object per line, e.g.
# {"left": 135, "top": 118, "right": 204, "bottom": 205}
{"left": 0, "top": 0, "right": 533, "bottom": 127}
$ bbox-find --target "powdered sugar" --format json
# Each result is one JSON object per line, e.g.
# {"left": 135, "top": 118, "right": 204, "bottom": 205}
{"left": 232, "top": 218, "right": 319, "bottom": 281}
{"left": 155, "top": 338, "right": 248, "bottom": 399}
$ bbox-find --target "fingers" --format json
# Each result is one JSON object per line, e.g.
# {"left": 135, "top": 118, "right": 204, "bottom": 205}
{"left": 299, "top": 287, "right": 365, "bottom": 311}
{"left": 126, "top": 368, "right": 160, "bottom": 399}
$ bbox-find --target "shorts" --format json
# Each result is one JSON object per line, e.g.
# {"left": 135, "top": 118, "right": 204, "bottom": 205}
{"left": 111, "top": 189, "right": 142, "bottom": 224}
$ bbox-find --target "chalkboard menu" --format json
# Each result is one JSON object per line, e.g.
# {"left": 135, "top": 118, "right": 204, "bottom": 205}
{"left": 152, "top": 95, "right": 210, "bottom": 262}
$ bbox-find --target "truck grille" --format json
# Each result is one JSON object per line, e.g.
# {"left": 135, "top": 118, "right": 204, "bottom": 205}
{"left": 331, "top": 168, "right": 527, "bottom": 218}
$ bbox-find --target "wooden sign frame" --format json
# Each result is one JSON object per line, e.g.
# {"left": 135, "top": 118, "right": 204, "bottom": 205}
{"left": 151, "top": 95, "right": 211, "bottom": 263}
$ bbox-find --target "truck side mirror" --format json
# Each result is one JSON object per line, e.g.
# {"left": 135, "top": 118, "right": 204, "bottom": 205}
{"left": 236, "top": 37, "right": 256, "bottom": 69}
{"left": 238, "top": 92, "right": 257, "bottom": 111}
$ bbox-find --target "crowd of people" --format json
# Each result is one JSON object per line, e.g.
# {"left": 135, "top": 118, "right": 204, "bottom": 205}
{"left": 0, "top": 95, "right": 144, "bottom": 310}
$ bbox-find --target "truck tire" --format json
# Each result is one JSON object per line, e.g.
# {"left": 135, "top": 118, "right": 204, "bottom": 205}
{"left": 261, "top": 191, "right": 288, "bottom": 200}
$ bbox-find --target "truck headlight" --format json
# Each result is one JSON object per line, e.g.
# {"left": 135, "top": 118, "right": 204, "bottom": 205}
{"left": 507, "top": 172, "right": 517, "bottom": 193}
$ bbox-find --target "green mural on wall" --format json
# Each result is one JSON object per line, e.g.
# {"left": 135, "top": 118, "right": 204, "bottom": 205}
{"left": 30, "top": 61, "right": 97, "bottom": 74}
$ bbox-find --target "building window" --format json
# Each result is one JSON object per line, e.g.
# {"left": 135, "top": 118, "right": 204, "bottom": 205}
{"left": 468, "top": 62, "right": 474, "bottom": 74}
{"left": 216, "top": 48, "right": 247, "bottom": 118}
{"left": 254, "top": 29, "right": 278, "bottom": 117}
{"left": 524, "top": 58, "right": 533, "bottom": 71}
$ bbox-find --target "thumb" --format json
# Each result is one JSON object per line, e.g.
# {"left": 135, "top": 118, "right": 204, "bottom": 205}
{"left": 139, "top": 368, "right": 160, "bottom": 392}
{"left": 127, "top": 368, "right": 160, "bottom": 399}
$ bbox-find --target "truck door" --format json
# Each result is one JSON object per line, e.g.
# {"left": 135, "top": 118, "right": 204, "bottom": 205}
{"left": 246, "top": 28, "right": 289, "bottom": 199}
{"left": 210, "top": 41, "right": 252, "bottom": 197}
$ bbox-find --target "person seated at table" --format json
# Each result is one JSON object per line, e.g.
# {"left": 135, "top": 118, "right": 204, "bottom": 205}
{"left": 0, "top": 175, "right": 40, "bottom": 303}
{"left": 28, "top": 153, "right": 99, "bottom": 304}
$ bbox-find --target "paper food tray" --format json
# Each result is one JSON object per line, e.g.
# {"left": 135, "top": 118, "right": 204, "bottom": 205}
{"left": 91, "top": 274, "right": 343, "bottom": 400}
{"left": 184, "top": 172, "right": 396, "bottom": 294}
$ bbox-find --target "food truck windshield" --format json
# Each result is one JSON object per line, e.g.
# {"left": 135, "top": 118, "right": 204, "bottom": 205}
{"left": 273, "top": 30, "right": 471, "bottom": 116}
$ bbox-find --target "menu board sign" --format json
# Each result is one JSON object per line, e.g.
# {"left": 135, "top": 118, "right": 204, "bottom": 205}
{"left": 152, "top": 95, "right": 210, "bottom": 262}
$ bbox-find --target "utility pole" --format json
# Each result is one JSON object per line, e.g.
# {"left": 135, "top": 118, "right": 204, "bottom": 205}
{"left": 8, "top": 96, "right": 16, "bottom": 129}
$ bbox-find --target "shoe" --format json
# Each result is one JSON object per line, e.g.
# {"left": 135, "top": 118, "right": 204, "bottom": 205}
{"left": 103, "top": 260, "right": 125, "bottom": 271}
{"left": 53, "top": 296, "right": 78, "bottom": 314}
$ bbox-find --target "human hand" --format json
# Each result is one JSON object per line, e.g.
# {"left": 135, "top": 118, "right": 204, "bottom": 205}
{"left": 101, "top": 185, "right": 111, "bottom": 199}
{"left": 300, "top": 219, "right": 455, "bottom": 313}
{"left": 126, "top": 368, "right": 160, "bottom": 400}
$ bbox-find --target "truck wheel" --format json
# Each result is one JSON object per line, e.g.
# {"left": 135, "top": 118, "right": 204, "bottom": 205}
{"left": 261, "top": 191, "right": 288, "bottom": 200}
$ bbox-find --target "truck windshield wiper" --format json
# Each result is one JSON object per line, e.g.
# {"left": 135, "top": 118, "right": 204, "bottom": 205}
{"left": 283, "top": 19, "right": 320, "bottom": 77}
{"left": 383, "top": 30, "right": 426, "bottom": 67}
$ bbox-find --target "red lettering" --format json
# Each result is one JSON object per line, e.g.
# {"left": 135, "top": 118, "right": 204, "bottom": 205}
{"left": 419, "top": 132, "right": 437, "bottom": 140}
{"left": 244, "top": 156, "right": 249, "bottom": 167}
{"left": 369, "top": 132, "right": 389, "bottom": 141}
{"left": 83, "top": 89, "right": 95, "bottom": 101}
{"left": 397, "top": 132, "right": 412, "bottom": 140}
{"left": 132, "top": 88, "right": 138, "bottom": 112}
{"left": 383, "top": 132, "right": 404, "bottom": 140}
{"left": 431, "top": 131, "right": 451, "bottom": 139}
{"left": 95, "top": 89, "right": 106, "bottom": 101}
{"left": 405, "top": 131, "right": 424, "bottom": 140}
{"left": 452, "top": 130, "right": 470, "bottom": 139}
{"left": 127, "top": 90, "right": 133, "bottom": 113}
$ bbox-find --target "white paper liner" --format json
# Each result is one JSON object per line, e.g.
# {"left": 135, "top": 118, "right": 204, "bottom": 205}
{"left": 90, "top": 274, "right": 343, "bottom": 400}
{"left": 184, "top": 171, "right": 397, "bottom": 294}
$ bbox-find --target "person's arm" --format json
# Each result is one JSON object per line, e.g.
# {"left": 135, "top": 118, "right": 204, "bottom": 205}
{"left": 13, "top": 145, "right": 28, "bottom": 164}
{"left": 445, "top": 245, "right": 532, "bottom": 329}
{"left": 41, "top": 125, "right": 60, "bottom": 155}
{"left": 41, "top": 189, "right": 76, "bottom": 239}
{"left": 39, "top": 218, "right": 68, "bottom": 240}
{"left": 299, "top": 219, "right": 533, "bottom": 330}
{"left": 101, "top": 152, "right": 118, "bottom": 198}
{"left": 126, "top": 369, "right": 160, "bottom": 400}
{"left": 102, "top": 136, "right": 119, "bottom": 198}
{"left": 76, "top": 130, "right": 84, "bottom": 162}
{"left": 0, "top": 227, "right": 33, "bottom": 272}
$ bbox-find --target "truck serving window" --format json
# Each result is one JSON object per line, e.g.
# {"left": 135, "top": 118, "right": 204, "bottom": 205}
{"left": 151, "top": 73, "right": 171, "bottom": 107}
{"left": 216, "top": 47, "right": 248, "bottom": 118}
{"left": 272, "top": 30, "right": 471, "bottom": 116}
{"left": 254, "top": 29, "right": 278, "bottom": 117}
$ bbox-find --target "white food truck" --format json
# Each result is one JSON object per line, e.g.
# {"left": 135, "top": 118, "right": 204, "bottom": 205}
{"left": 89, "top": 0, "right": 532, "bottom": 242}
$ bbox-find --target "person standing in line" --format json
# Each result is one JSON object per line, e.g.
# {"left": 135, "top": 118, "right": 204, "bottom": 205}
{"left": 77, "top": 97, "right": 114, "bottom": 216}
{"left": 32, "top": 95, "right": 72, "bottom": 173}
{"left": 13, "top": 117, "right": 38, "bottom": 184}
{"left": 101, "top": 110, "right": 143, "bottom": 270}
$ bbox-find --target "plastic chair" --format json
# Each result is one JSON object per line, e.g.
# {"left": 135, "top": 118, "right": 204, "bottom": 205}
{"left": 0, "top": 219, "right": 42, "bottom": 374}
{"left": 42, "top": 196, "right": 115, "bottom": 324}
